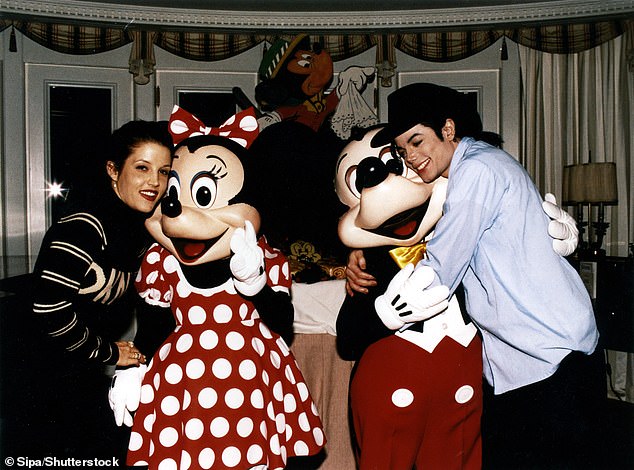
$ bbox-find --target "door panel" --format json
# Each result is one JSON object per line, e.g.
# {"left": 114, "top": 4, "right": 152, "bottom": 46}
{"left": 26, "top": 64, "right": 133, "bottom": 261}
{"left": 156, "top": 70, "right": 259, "bottom": 122}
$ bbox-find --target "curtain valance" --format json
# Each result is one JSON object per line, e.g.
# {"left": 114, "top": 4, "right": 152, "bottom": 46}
{"left": 2, "top": 20, "right": 130, "bottom": 54}
{"left": 1, "top": 18, "right": 630, "bottom": 84}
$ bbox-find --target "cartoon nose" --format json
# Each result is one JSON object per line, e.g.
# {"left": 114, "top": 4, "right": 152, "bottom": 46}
{"left": 355, "top": 157, "right": 389, "bottom": 193}
{"left": 161, "top": 192, "right": 182, "bottom": 218}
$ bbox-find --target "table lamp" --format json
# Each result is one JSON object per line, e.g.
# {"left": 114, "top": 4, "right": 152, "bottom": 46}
{"left": 563, "top": 162, "right": 618, "bottom": 257}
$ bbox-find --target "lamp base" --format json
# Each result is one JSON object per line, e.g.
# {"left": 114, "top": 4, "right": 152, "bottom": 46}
{"left": 589, "top": 248, "right": 606, "bottom": 258}
{"left": 576, "top": 246, "right": 606, "bottom": 260}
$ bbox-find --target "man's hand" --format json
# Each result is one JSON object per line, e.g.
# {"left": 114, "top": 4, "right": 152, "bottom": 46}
{"left": 108, "top": 364, "right": 147, "bottom": 427}
{"left": 375, "top": 264, "right": 450, "bottom": 330}
{"left": 230, "top": 220, "right": 267, "bottom": 296}
{"left": 345, "top": 249, "right": 377, "bottom": 296}
{"left": 543, "top": 193, "right": 578, "bottom": 257}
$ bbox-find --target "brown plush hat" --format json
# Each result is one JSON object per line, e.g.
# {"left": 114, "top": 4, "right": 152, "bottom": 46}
{"left": 258, "top": 34, "right": 310, "bottom": 81}
{"left": 371, "top": 82, "right": 482, "bottom": 146}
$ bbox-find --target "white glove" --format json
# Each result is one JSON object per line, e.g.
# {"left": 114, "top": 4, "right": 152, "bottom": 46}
{"left": 543, "top": 193, "right": 578, "bottom": 257}
{"left": 230, "top": 220, "right": 267, "bottom": 296}
{"left": 257, "top": 111, "right": 281, "bottom": 131}
{"left": 336, "top": 66, "right": 376, "bottom": 97}
{"left": 375, "top": 264, "right": 450, "bottom": 330}
{"left": 108, "top": 364, "right": 147, "bottom": 427}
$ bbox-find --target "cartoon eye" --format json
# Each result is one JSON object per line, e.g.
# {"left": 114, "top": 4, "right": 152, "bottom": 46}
{"left": 297, "top": 58, "right": 311, "bottom": 68}
{"left": 345, "top": 165, "right": 361, "bottom": 200}
{"left": 191, "top": 174, "right": 218, "bottom": 209}
{"left": 166, "top": 173, "right": 180, "bottom": 199}
{"left": 380, "top": 146, "right": 406, "bottom": 176}
{"left": 355, "top": 156, "right": 389, "bottom": 193}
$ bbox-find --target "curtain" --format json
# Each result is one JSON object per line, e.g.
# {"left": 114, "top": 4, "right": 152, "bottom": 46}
{"left": 519, "top": 21, "right": 633, "bottom": 256}
{"left": 5, "top": 18, "right": 627, "bottom": 63}
{"left": 396, "top": 30, "right": 503, "bottom": 62}
{"left": 394, "top": 21, "right": 625, "bottom": 62}
{"left": 519, "top": 21, "right": 634, "bottom": 402}
{"left": 510, "top": 21, "right": 627, "bottom": 54}
{"left": 156, "top": 32, "right": 261, "bottom": 61}
{"left": 607, "top": 350, "right": 634, "bottom": 402}
{"left": 12, "top": 21, "right": 130, "bottom": 54}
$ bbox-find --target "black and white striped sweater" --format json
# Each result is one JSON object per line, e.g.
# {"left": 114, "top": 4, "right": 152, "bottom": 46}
{"left": 31, "top": 190, "right": 151, "bottom": 367}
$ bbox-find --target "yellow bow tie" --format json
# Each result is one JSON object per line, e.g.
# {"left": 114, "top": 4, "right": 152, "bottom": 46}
{"left": 389, "top": 242, "right": 427, "bottom": 269}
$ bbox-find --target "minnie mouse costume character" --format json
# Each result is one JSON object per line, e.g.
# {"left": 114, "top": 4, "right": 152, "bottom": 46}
{"left": 123, "top": 107, "right": 325, "bottom": 470}
{"left": 334, "top": 126, "right": 482, "bottom": 470}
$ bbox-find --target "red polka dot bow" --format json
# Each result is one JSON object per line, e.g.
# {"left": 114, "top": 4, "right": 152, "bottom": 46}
{"left": 168, "top": 105, "right": 259, "bottom": 148}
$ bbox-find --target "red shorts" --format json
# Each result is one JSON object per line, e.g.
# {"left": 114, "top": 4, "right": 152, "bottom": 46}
{"left": 350, "top": 334, "right": 483, "bottom": 470}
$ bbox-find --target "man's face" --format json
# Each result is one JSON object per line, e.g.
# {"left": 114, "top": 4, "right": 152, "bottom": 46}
{"left": 393, "top": 123, "right": 456, "bottom": 183}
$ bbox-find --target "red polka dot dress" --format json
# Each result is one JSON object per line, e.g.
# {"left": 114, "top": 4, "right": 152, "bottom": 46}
{"left": 127, "top": 240, "right": 325, "bottom": 470}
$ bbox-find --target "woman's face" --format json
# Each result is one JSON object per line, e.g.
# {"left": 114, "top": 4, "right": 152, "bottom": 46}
{"left": 107, "top": 141, "right": 172, "bottom": 214}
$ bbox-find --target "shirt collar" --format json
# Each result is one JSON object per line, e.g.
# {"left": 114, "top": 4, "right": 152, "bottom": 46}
{"left": 449, "top": 136, "right": 475, "bottom": 176}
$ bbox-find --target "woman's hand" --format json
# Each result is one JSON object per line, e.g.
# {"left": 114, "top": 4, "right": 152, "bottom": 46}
{"left": 115, "top": 341, "right": 146, "bottom": 367}
{"left": 345, "top": 249, "right": 377, "bottom": 296}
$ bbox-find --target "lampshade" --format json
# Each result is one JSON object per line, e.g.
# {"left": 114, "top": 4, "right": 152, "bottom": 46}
{"left": 562, "top": 162, "right": 617, "bottom": 205}
{"left": 563, "top": 164, "right": 585, "bottom": 205}
{"left": 585, "top": 162, "right": 618, "bottom": 204}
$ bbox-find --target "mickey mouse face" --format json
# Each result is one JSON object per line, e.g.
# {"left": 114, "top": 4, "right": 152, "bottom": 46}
{"left": 145, "top": 140, "right": 260, "bottom": 266}
{"left": 334, "top": 126, "right": 448, "bottom": 249}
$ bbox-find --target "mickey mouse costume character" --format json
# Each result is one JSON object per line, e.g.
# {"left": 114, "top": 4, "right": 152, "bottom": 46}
{"left": 334, "top": 124, "right": 581, "bottom": 470}
{"left": 369, "top": 82, "right": 601, "bottom": 470}
{"left": 116, "top": 106, "right": 325, "bottom": 470}
{"left": 334, "top": 126, "right": 482, "bottom": 469}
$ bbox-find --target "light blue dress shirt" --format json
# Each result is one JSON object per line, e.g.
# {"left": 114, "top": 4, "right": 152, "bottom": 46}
{"left": 419, "top": 137, "right": 598, "bottom": 394}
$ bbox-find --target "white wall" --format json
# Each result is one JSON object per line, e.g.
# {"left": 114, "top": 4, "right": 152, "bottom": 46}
{"left": 0, "top": 27, "right": 521, "bottom": 278}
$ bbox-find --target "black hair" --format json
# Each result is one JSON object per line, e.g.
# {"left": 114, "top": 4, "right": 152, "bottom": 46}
{"left": 64, "top": 120, "right": 172, "bottom": 209}
{"left": 425, "top": 119, "right": 502, "bottom": 148}
{"left": 375, "top": 82, "right": 496, "bottom": 148}
{"left": 106, "top": 120, "right": 173, "bottom": 172}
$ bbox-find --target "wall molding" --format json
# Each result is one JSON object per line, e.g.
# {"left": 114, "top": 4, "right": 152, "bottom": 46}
{"left": 1, "top": 0, "right": 633, "bottom": 31}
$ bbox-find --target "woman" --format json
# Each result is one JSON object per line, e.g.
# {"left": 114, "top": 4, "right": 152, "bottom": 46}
{"left": 27, "top": 120, "right": 172, "bottom": 460}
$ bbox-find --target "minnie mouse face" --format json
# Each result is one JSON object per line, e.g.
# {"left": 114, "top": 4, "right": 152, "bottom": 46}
{"left": 145, "top": 136, "right": 260, "bottom": 266}
{"left": 335, "top": 126, "right": 448, "bottom": 249}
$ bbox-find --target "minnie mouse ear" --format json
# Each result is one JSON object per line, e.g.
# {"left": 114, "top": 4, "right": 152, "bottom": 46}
{"left": 215, "top": 108, "right": 259, "bottom": 149}
{"left": 168, "top": 106, "right": 259, "bottom": 148}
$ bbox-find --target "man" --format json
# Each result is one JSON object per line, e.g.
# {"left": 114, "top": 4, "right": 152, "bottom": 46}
{"left": 356, "top": 83, "right": 604, "bottom": 469}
